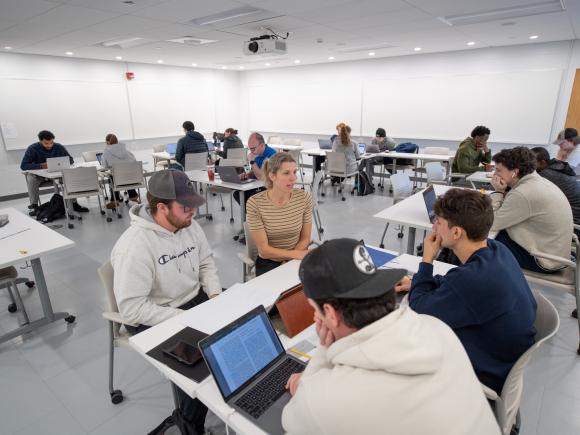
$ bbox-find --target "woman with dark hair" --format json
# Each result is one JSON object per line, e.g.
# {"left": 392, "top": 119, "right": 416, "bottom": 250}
{"left": 491, "top": 146, "right": 573, "bottom": 273}
{"left": 102, "top": 133, "right": 139, "bottom": 208}
{"left": 217, "top": 127, "right": 243, "bottom": 159}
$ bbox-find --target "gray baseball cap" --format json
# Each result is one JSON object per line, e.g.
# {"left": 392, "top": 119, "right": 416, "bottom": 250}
{"left": 552, "top": 128, "right": 580, "bottom": 145}
{"left": 147, "top": 170, "right": 205, "bottom": 209}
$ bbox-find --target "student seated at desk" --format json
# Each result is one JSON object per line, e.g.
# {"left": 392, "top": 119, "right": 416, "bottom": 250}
{"left": 101, "top": 133, "right": 139, "bottom": 208}
{"left": 490, "top": 147, "right": 573, "bottom": 273}
{"left": 216, "top": 127, "right": 243, "bottom": 159}
{"left": 20, "top": 130, "right": 88, "bottom": 216}
{"left": 175, "top": 120, "right": 209, "bottom": 168}
{"left": 364, "top": 127, "right": 397, "bottom": 179}
{"left": 111, "top": 169, "right": 221, "bottom": 435}
{"left": 331, "top": 123, "right": 359, "bottom": 184}
{"left": 451, "top": 125, "right": 492, "bottom": 175}
{"left": 396, "top": 189, "right": 536, "bottom": 395}
{"left": 247, "top": 152, "right": 312, "bottom": 276}
{"left": 283, "top": 238, "right": 500, "bottom": 435}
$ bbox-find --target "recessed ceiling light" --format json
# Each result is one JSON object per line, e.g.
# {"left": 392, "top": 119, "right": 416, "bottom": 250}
{"left": 239, "top": 66, "right": 245, "bottom": 69}
{"left": 529, "top": 35, "right": 539, "bottom": 39}
{"left": 467, "top": 41, "right": 476, "bottom": 46}
{"left": 414, "top": 47, "right": 421, "bottom": 51}
{"left": 191, "top": 63, "right": 197, "bottom": 67}
{"left": 294, "top": 60, "right": 301, "bottom": 64}
{"left": 328, "top": 56, "right": 335, "bottom": 60}
{"left": 157, "top": 59, "right": 164, "bottom": 64}
{"left": 115, "top": 56, "right": 123, "bottom": 60}
{"left": 65, "top": 51, "right": 74, "bottom": 56}
{"left": 4, "top": 46, "right": 13, "bottom": 50}
{"left": 368, "top": 52, "right": 375, "bottom": 56}
{"left": 265, "top": 63, "right": 271, "bottom": 66}
{"left": 123, "top": 1, "right": 136, "bottom": 4}
{"left": 221, "top": 66, "right": 227, "bottom": 69}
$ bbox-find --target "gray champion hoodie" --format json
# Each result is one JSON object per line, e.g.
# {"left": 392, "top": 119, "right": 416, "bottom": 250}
{"left": 102, "top": 142, "right": 136, "bottom": 169}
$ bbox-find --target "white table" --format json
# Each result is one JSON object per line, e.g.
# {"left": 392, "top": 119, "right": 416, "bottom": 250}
{"left": 270, "top": 144, "right": 304, "bottom": 152}
{"left": 0, "top": 207, "right": 76, "bottom": 344}
{"left": 374, "top": 184, "right": 454, "bottom": 254}
{"left": 185, "top": 169, "right": 264, "bottom": 231}
{"left": 467, "top": 171, "right": 494, "bottom": 188}
{"left": 152, "top": 151, "right": 175, "bottom": 167}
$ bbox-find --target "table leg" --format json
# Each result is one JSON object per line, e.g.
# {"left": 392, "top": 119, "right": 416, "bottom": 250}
{"left": 0, "top": 258, "right": 73, "bottom": 345}
{"left": 406, "top": 228, "right": 416, "bottom": 255}
{"left": 240, "top": 190, "right": 246, "bottom": 233}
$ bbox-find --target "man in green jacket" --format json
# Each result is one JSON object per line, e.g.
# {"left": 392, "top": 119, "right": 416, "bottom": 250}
{"left": 452, "top": 125, "right": 491, "bottom": 174}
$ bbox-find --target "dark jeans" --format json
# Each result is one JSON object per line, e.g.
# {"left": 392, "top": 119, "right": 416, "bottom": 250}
{"left": 125, "top": 290, "right": 210, "bottom": 434}
{"left": 495, "top": 230, "right": 554, "bottom": 274}
{"left": 256, "top": 256, "right": 283, "bottom": 276}
{"left": 314, "top": 155, "right": 326, "bottom": 172}
{"left": 108, "top": 175, "right": 138, "bottom": 202}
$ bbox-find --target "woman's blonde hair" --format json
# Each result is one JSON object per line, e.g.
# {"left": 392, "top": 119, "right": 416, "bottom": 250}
{"left": 262, "top": 152, "right": 296, "bottom": 189}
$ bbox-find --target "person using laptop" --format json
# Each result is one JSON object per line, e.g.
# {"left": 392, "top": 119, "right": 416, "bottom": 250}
{"left": 331, "top": 123, "right": 359, "bottom": 184}
{"left": 247, "top": 153, "right": 312, "bottom": 276}
{"left": 216, "top": 127, "right": 243, "bottom": 159}
{"left": 396, "top": 188, "right": 537, "bottom": 394}
{"left": 364, "top": 127, "right": 397, "bottom": 180}
{"left": 451, "top": 125, "right": 492, "bottom": 175}
{"left": 101, "top": 133, "right": 139, "bottom": 208}
{"left": 175, "top": 120, "right": 208, "bottom": 169}
{"left": 282, "top": 238, "right": 500, "bottom": 435}
{"left": 111, "top": 169, "right": 221, "bottom": 435}
{"left": 20, "top": 130, "right": 88, "bottom": 215}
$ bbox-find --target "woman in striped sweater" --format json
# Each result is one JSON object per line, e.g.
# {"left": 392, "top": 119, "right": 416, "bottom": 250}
{"left": 247, "top": 153, "right": 313, "bottom": 276}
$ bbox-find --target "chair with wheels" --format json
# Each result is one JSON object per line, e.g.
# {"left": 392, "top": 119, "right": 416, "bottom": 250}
{"left": 378, "top": 172, "right": 414, "bottom": 248}
{"left": 61, "top": 166, "right": 109, "bottom": 229}
{"left": 237, "top": 222, "right": 259, "bottom": 282}
{"left": 153, "top": 144, "right": 170, "bottom": 171}
{"left": 0, "top": 267, "right": 30, "bottom": 324}
{"left": 483, "top": 291, "right": 559, "bottom": 435}
{"left": 110, "top": 161, "right": 145, "bottom": 219}
{"left": 227, "top": 147, "right": 248, "bottom": 164}
{"left": 324, "top": 151, "right": 358, "bottom": 201}
{"left": 310, "top": 170, "right": 325, "bottom": 240}
{"left": 97, "top": 261, "right": 135, "bottom": 405}
{"left": 268, "top": 136, "right": 282, "bottom": 144}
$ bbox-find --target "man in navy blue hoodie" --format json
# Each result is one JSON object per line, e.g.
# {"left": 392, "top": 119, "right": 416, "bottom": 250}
{"left": 175, "top": 121, "right": 208, "bottom": 169}
{"left": 20, "top": 130, "right": 88, "bottom": 215}
{"left": 395, "top": 188, "right": 536, "bottom": 394}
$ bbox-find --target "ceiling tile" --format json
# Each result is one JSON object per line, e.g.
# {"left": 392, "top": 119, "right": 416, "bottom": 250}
{"left": 404, "top": 0, "right": 557, "bottom": 17}
{"left": 133, "top": 0, "right": 246, "bottom": 23}
{"left": 0, "top": 0, "right": 62, "bottom": 22}
{"left": 84, "top": 15, "right": 169, "bottom": 36}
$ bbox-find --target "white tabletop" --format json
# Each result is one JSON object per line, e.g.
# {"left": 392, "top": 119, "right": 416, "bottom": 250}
{"left": 186, "top": 169, "right": 264, "bottom": 192}
{"left": 0, "top": 207, "right": 75, "bottom": 268}
{"left": 152, "top": 151, "right": 173, "bottom": 160}
{"left": 373, "top": 184, "right": 453, "bottom": 230}
{"left": 23, "top": 161, "right": 103, "bottom": 179}
{"left": 467, "top": 171, "right": 494, "bottom": 183}
{"left": 300, "top": 148, "right": 327, "bottom": 156}
{"left": 270, "top": 144, "right": 304, "bottom": 152}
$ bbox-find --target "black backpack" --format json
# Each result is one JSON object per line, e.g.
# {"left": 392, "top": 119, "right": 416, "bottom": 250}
{"left": 36, "top": 193, "right": 66, "bottom": 223}
{"left": 356, "top": 170, "right": 375, "bottom": 196}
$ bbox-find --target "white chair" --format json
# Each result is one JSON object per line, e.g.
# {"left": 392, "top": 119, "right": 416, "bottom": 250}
{"left": 425, "top": 162, "right": 447, "bottom": 185}
{"left": 98, "top": 261, "right": 134, "bottom": 405}
{"left": 379, "top": 172, "right": 414, "bottom": 248}
{"left": 268, "top": 136, "right": 282, "bottom": 144}
{"left": 184, "top": 152, "right": 208, "bottom": 172}
{"left": 324, "top": 151, "right": 358, "bottom": 201}
{"left": 153, "top": 144, "right": 169, "bottom": 171}
{"left": 282, "top": 138, "right": 302, "bottom": 147}
{"left": 522, "top": 233, "right": 580, "bottom": 354}
{"left": 61, "top": 166, "right": 109, "bottom": 229}
{"left": 82, "top": 150, "right": 99, "bottom": 162}
{"left": 207, "top": 159, "right": 242, "bottom": 223}
{"left": 483, "top": 292, "right": 559, "bottom": 435}
{"left": 286, "top": 149, "right": 306, "bottom": 186}
{"left": 310, "top": 170, "right": 325, "bottom": 240}
{"left": 0, "top": 266, "right": 30, "bottom": 325}
{"left": 237, "top": 222, "right": 258, "bottom": 282}
{"left": 110, "top": 161, "right": 145, "bottom": 218}
{"left": 227, "top": 147, "right": 248, "bottom": 164}
{"left": 446, "top": 156, "right": 470, "bottom": 185}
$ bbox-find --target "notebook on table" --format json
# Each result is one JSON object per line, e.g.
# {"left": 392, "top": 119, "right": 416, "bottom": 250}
{"left": 199, "top": 305, "right": 306, "bottom": 435}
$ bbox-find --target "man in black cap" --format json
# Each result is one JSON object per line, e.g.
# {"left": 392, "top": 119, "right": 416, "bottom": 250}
{"left": 111, "top": 169, "right": 221, "bottom": 434}
{"left": 281, "top": 238, "right": 499, "bottom": 435}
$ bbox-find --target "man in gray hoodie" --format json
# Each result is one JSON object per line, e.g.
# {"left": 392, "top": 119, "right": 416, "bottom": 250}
{"left": 102, "top": 133, "right": 138, "bottom": 207}
{"left": 111, "top": 169, "right": 221, "bottom": 434}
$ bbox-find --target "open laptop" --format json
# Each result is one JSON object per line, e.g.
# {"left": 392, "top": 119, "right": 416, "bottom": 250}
{"left": 422, "top": 184, "right": 437, "bottom": 223}
{"left": 166, "top": 143, "right": 177, "bottom": 156}
{"left": 358, "top": 143, "right": 366, "bottom": 155}
{"left": 95, "top": 152, "right": 103, "bottom": 165}
{"left": 216, "top": 166, "right": 254, "bottom": 184}
{"left": 318, "top": 139, "right": 332, "bottom": 149}
{"left": 46, "top": 156, "right": 71, "bottom": 172}
{"left": 199, "top": 305, "right": 306, "bottom": 434}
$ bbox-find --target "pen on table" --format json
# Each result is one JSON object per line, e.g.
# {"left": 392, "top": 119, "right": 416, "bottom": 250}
{"left": 289, "top": 347, "right": 312, "bottom": 360}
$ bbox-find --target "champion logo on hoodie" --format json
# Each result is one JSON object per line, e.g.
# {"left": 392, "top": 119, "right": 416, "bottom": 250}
{"left": 158, "top": 246, "right": 196, "bottom": 265}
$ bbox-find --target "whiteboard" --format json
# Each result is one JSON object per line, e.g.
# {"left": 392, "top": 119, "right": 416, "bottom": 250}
{"left": 0, "top": 78, "right": 132, "bottom": 150}
{"left": 247, "top": 81, "right": 362, "bottom": 134}
{"left": 361, "top": 69, "right": 563, "bottom": 144}
{"left": 128, "top": 81, "right": 216, "bottom": 139}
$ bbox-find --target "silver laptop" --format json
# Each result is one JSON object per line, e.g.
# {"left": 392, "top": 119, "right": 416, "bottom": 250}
{"left": 46, "top": 156, "right": 71, "bottom": 172}
{"left": 216, "top": 166, "right": 253, "bottom": 184}
{"left": 318, "top": 139, "right": 332, "bottom": 149}
{"left": 199, "top": 305, "right": 306, "bottom": 435}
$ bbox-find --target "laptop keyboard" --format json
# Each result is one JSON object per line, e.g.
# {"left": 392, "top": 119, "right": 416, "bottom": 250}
{"left": 234, "top": 358, "right": 305, "bottom": 419}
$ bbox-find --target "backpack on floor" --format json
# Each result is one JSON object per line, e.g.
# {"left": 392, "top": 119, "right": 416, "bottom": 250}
{"left": 36, "top": 193, "right": 66, "bottom": 223}
{"left": 356, "top": 170, "right": 375, "bottom": 196}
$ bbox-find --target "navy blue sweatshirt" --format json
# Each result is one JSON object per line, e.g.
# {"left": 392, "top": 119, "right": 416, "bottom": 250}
{"left": 409, "top": 239, "right": 536, "bottom": 394}
{"left": 175, "top": 131, "right": 208, "bottom": 167}
{"left": 20, "top": 142, "right": 74, "bottom": 170}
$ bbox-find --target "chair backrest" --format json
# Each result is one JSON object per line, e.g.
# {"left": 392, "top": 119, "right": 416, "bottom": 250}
{"left": 283, "top": 138, "right": 301, "bottom": 146}
{"left": 112, "top": 161, "right": 144, "bottom": 187}
{"left": 311, "top": 170, "right": 324, "bottom": 209}
{"left": 219, "top": 158, "right": 245, "bottom": 168}
{"left": 424, "top": 147, "right": 450, "bottom": 155}
{"left": 153, "top": 144, "right": 166, "bottom": 153}
{"left": 227, "top": 147, "right": 248, "bottom": 163}
{"left": 286, "top": 149, "right": 302, "bottom": 165}
{"left": 62, "top": 167, "right": 99, "bottom": 196}
{"left": 425, "top": 162, "right": 446, "bottom": 182}
{"left": 82, "top": 150, "right": 99, "bottom": 162}
{"left": 496, "top": 292, "right": 559, "bottom": 434}
{"left": 389, "top": 172, "right": 413, "bottom": 202}
{"left": 325, "top": 151, "right": 347, "bottom": 176}
{"left": 243, "top": 222, "right": 259, "bottom": 263}
{"left": 184, "top": 152, "right": 208, "bottom": 171}
{"left": 97, "top": 261, "right": 118, "bottom": 314}
{"left": 268, "top": 136, "right": 282, "bottom": 144}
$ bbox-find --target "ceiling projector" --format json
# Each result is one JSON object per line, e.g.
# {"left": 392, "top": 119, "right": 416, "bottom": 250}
{"left": 243, "top": 35, "right": 287, "bottom": 55}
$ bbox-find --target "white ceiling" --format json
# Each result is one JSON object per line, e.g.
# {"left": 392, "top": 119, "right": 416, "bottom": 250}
{"left": 0, "top": 0, "right": 579, "bottom": 69}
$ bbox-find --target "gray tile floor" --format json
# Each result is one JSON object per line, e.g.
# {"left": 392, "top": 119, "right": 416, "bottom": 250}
{"left": 0, "top": 172, "right": 579, "bottom": 435}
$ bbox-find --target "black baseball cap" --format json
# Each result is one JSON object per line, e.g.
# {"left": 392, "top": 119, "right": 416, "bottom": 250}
{"left": 299, "top": 238, "right": 407, "bottom": 300}
{"left": 147, "top": 169, "right": 205, "bottom": 209}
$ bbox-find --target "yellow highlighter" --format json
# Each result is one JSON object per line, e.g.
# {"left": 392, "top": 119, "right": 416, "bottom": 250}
{"left": 289, "top": 347, "right": 312, "bottom": 360}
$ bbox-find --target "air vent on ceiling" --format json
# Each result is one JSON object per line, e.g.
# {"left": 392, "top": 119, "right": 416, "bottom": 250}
{"left": 439, "top": 0, "right": 565, "bottom": 26}
{"left": 168, "top": 36, "right": 217, "bottom": 45}
{"left": 96, "top": 37, "right": 151, "bottom": 49}
{"left": 190, "top": 5, "right": 264, "bottom": 26}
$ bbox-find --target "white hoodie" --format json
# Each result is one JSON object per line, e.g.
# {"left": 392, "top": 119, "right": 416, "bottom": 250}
{"left": 111, "top": 204, "right": 221, "bottom": 326}
{"left": 282, "top": 306, "right": 500, "bottom": 435}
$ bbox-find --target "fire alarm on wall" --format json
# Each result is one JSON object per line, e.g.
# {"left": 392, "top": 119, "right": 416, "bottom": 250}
{"left": 125, "top": 72, "right": 135, "bottom": 80}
